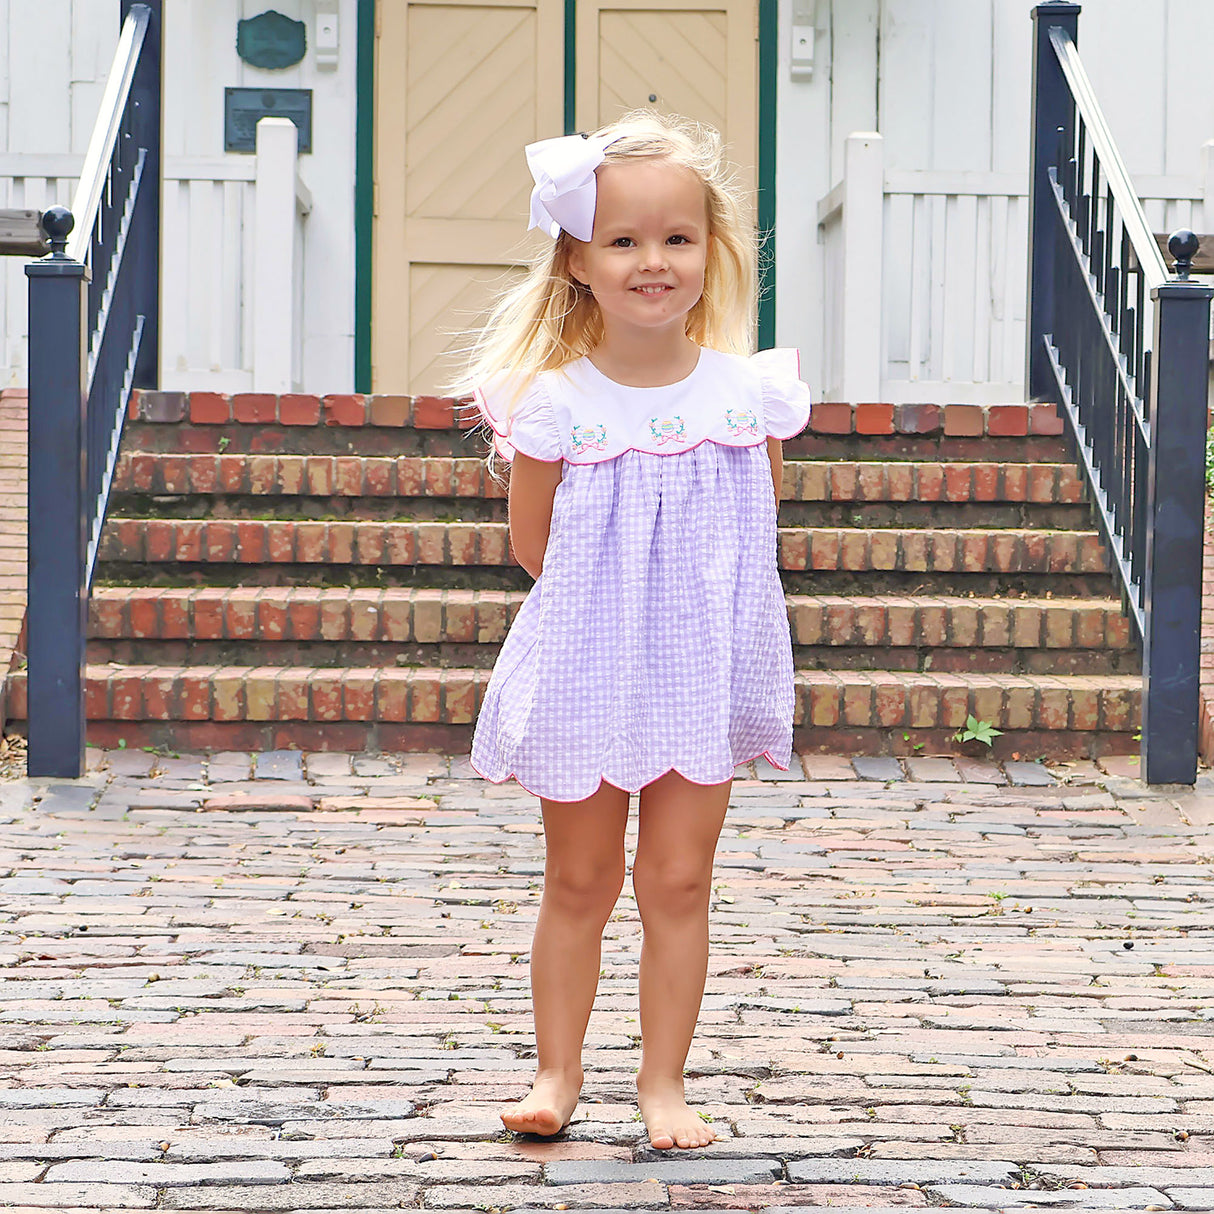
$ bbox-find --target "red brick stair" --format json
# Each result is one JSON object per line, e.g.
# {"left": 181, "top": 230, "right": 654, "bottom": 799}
{"left": 5, "top": 389, "right": 1143, "bottom": 757}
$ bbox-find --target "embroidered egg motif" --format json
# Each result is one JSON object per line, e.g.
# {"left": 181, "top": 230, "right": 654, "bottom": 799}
{"left": 570, "top": 423, "right": 608, "bottom": 454}
{"left": 648, "top": 415, "right": 687, "bottom": 445}
{"left": 724, "top": 409, "right": 759, "bottom": 436}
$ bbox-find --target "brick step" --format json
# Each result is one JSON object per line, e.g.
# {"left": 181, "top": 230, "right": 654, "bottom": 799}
{"left": 4, "top": 665, "right": 1141, "bottom": 759}
{"left": 792, "top": 461, "right": 1084, "bottom": 504}
{"left": 113, "top": 452, "right": 504, "bottom": 500}
{"left": 108, "top": 496, "right": 1088, "bottom": 531}
{"left": 113, "top": 452, "right": 1085, "bottom": 506}
{"left": 85, "top": 588, "right": 1136, "bottom": 676}
{"left": 131, "top": 390, "right": 471, "bottom": 429}
{"left": 123, "top": 413, "right": 483, "bottom": 459}
{"left": 87, "top": 637, "right": 1133, "bottom": 676}
{"left": 87, "top": 587, "right": 1132, "bottom": 650}
{"left": 97, "top": 519, "right": 1110, "bottom": 575}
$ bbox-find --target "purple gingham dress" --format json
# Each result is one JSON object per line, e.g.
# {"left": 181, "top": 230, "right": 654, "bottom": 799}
{"left": 468, "top": 347, "right": 811, "bottom": 803}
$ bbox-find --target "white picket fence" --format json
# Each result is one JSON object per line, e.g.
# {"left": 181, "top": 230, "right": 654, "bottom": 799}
{"left": 819, "top": 131, "right": 1214, "bottom": 405}
{"left": 0, "top": 116, "right": 310, "bottom": 393}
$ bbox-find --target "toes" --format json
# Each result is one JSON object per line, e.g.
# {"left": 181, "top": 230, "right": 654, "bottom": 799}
{"left": 507, "top": 1108, "right": 564, "bottom": 1136}
{"left": 502, "top": 1107, "right": 550, "bottom": 1134}
{"left": 676, "top": 1125, "right": 715, "bottom": 1149}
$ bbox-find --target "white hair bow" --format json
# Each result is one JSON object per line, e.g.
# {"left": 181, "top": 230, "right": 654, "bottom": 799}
{"left": 525, "top": 132, "right": 622, "bottom": 242}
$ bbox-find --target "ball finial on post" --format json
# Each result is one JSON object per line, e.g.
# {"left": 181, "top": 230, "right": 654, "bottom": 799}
{"left": 1168, "top": 229, "right": 1200, "bottom": 280}
{"left": 40, "top": 206, "right": 75, "bottom": 258}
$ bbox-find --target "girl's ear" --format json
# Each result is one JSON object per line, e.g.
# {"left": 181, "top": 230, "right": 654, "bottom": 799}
{"left": 567, "top": 240, "right": 588, "bottom": 287}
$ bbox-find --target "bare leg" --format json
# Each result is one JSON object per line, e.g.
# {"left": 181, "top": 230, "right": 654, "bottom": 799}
{"left": 500, "top": 779, "right": 629, "bottom": 1135}
{"left": 631, "top": 769, "right": 731, "bottom": 1149}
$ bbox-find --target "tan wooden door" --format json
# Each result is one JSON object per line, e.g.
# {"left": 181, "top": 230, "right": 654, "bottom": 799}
{"left": 372, "top": 0, "right": 564, "bottom": 394}
{"left": 373, "top": 0, "right": 758, "bottom": 394}
{"left": 577, "top": 0, "right": 757, "bottom": 196}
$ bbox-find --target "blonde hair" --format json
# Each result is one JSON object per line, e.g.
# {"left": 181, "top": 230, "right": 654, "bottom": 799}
{"left": 446, "top": 109, "right": 758, "bottom": 417}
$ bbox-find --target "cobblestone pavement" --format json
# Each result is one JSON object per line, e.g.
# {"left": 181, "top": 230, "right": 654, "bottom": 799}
{"left": 1, "top": 748, "right": 1212, "bottom": 1213}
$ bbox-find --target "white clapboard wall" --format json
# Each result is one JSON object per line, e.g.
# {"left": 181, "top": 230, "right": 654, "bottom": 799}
{"left": 1, "top": 0, "right": 1209, "bottom": 399}
{"left": 776, "top": 0, "right": 1214, "bottom": 404}
{"left": 0, "top": 0, "right": 356, "bottom": 392}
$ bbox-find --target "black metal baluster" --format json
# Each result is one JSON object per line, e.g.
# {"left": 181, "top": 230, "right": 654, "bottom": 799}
{"left": 1089, "top": 154, "right": 1101, "bottom": 289}
{"left": 1107, "top": 256, "right": 1124, "bottom": 530}
{"left": 1134, "top": 273, "right": 1146, "bottom": 392}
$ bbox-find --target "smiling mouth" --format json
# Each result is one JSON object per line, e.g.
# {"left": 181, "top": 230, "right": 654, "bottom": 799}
{"left": 632, "top": 285, "right": 673, "bottom": 295}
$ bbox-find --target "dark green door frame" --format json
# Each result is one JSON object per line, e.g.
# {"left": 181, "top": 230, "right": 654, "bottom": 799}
{"left": 354, "top": 0, "right": 777, "bottom": 390}
{"left": 355, "top": 0, "right": 375, "bottom": 393}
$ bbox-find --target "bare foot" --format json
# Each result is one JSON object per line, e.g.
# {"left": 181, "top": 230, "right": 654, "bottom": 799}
{"left": 501, "top": 1070, "right": 582, "bottom": 1136}
{"left": 637, "top": 1078, "right": 718, "bottom": 1150}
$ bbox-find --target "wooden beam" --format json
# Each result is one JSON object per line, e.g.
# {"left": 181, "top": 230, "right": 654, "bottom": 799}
{"left": 0, "top": 210, "right": 50, "bottom": 258}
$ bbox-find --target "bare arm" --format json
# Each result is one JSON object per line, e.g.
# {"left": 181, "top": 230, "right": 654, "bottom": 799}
{"left": 766, "top": 436, "right": 783, "bottom": 504}
{"left": 507, "top": 452, "right": 565, "bottom": 579}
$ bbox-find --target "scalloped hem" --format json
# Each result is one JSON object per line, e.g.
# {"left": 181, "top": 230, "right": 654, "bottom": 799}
{"left": 468, "top": 749, "right": 790, "bottom": 803}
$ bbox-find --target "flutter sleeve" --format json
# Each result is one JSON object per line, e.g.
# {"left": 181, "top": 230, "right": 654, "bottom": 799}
{"left": 472, "top": 372, "right": 563, "bottom": 463}
{"left": 751, "top": 348, "right": 812, "bottom": 440}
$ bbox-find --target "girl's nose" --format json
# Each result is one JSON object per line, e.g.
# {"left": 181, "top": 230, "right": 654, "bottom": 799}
{"left": 641, "top": 243, "right": 669, "bottom": 270}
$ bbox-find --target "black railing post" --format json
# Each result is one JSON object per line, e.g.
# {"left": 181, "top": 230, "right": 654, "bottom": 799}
{"left": 123, "top": 0, "right": 161, "bottom": 389}
{"left": 1141, "top": 232, "right": 1213, "bottom": 785}
{"left": 1027, "top": 2, "right": 1081, "bottom": 400}
{"left": 24, "top": 207, "right": 89, "bottom": 778}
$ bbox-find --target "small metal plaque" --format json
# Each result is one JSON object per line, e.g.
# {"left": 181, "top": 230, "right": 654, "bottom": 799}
{"left": 237, "top": 10, "right": 306, "bottom": 69}
{"left": 224, "top": 88, "right": 312, "bottom": 153}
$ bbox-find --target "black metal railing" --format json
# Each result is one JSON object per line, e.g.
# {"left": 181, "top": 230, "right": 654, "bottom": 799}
{"left": 24, "top": 0, "right": 161, "bottom": 777}
{"left": 1027, "top": 3, "right": 1212, "bottom": 785}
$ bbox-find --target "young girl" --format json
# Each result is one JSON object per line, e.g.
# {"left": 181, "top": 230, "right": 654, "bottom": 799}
{"left": 452, "top": 110, "right": 810, "bottom": 1151}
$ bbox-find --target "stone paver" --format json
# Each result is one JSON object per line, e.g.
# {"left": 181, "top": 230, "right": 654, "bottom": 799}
{"left": 0, "top": 748, "right": 1210, "bottom": 1211}
{"left": 904, "top": 757, "right": 961, "bottom": 783}
{"left": 1002, "top": 761, "right": 1059, "bottom": 786}
{"left": 851, "top": 757, "right": 904, "bottom": 783}
{"left": 253, "top": 750, "right": 304, "bottom": 781}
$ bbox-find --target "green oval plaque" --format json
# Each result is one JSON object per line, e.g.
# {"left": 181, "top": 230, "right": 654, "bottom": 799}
{"left": 237, "top": 10, "right": 307, "bottom": 70}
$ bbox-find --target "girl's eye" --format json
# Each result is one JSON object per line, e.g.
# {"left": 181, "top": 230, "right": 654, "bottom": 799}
{"left": 668, "top": 235, "right": 688, "bottom": 245}
{"left": 612, "top": 237, "right": 634, "bottom": 247}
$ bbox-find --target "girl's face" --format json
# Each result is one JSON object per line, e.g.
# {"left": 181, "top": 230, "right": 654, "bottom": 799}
{"left": 567, "top": 158, "right": 710, "bottom": 341}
